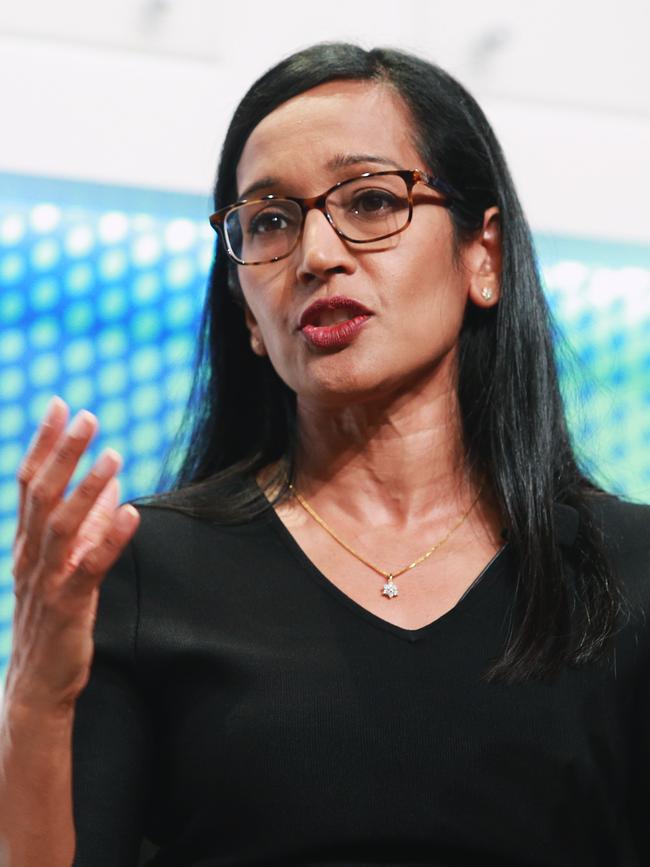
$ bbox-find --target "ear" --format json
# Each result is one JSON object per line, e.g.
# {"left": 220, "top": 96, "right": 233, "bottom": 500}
{"left": 243, "top": 302, "right": 267, "bottom": 357}
{"left": 465, "top": 207, "right": 501, "bottom": 309}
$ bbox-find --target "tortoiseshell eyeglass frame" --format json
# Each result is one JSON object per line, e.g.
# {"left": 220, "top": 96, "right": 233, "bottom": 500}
{"left": 208, "top": 168, "right": 464, "bottom": 266}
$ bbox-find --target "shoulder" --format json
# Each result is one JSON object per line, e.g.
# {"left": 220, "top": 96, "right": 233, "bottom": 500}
{"left": 580, "top": 493, "right": 650, "bottom": 612}
{"left": 581, "top": 492, "right": 650, "bottom": 554}
{"left": 125, "top": 502, "right": 271, "bottom": 569}
{"left": 131, "top": 502, "right": 210, "bottom": 538}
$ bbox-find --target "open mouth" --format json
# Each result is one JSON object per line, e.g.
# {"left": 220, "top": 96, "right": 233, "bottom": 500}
{"left": 299, "top": 296, "right": 374, "bottom": 330}
{"left": 309, "top": 308, "right": 366, "bottom": 327}
{"left": 299, "top": 312, "right": 373, "bottom": 349}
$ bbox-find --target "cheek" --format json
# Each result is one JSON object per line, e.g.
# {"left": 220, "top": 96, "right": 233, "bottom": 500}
{"left": 238, "top": 271, "right": 288, "bottom": 341}
{"left": 378, "top": 244, "right": 468, "bottom": 339}
{"left": 239, "top": 286, "right": 301, "bottom": 388}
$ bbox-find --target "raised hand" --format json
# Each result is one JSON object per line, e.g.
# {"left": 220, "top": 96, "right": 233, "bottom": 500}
{"left": 5, "top": 396, "right": 140, "bottom": 714}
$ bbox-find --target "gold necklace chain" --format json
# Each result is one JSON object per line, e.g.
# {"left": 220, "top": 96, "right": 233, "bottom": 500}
{"left": 288, "top": 481, "right": 483, "bottom": 599}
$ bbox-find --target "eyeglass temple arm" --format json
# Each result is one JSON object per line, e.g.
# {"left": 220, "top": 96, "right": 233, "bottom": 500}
{"left": 419, "top": 171, "right": 465, "bottom": 203}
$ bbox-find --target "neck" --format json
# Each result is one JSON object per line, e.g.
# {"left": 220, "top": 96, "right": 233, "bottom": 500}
{"left": 290, "top": 374, "right": 476, "bottom": 531}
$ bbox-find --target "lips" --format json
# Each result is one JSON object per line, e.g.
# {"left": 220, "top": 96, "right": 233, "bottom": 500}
{"left": 299, "top": 296, "right": 374, "bottom": 329}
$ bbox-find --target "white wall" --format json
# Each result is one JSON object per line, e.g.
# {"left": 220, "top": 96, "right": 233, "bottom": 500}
{"left": 1, "top": 0, "right": 649, "bottom": 243}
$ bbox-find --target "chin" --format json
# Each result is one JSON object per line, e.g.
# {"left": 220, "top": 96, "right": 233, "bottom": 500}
{"left": 295, "top": 371, "right": 409, "bottom": 410}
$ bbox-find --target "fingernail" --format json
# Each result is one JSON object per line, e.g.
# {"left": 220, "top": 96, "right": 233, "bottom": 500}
{"left": 117, "top": 505, "right": 138, "bottom": 528}
{"left": 44, "top": 395, "right": 63, "bottom": 424}
{"left": 68, "top": 410, "right": 93, "bottom": 437}
{"left": 95, "top": 448, "right": 121, "bottom": 478}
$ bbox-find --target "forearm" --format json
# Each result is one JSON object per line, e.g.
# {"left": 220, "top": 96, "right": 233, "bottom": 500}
{"left": 0, "top": 698, "right": 76, "bottom": 867}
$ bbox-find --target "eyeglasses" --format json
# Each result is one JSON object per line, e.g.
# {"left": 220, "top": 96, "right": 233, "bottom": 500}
{"left": 208, "top": 169, "right": 463, "bottom": 266}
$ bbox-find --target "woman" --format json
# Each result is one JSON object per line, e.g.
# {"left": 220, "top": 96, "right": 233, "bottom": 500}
{"left": 1, "top": 43, "right": 648, "bottom": 866}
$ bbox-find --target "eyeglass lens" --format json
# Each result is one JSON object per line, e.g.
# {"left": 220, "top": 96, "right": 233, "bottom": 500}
{"left": 224, "top": 174, "right": 411, "bottom": 264}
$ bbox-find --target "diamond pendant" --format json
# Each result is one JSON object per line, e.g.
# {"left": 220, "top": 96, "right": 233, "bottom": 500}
{"left": 382, "top": 575, "right": 399, "bottom": 598}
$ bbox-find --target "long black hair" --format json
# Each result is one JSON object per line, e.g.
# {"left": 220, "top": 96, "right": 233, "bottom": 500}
{"left": 131, "top": 42, "right": 630, "bottom": 683}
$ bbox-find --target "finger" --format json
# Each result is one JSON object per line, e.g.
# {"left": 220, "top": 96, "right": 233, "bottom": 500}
{"left": 57, "top": 476, "right": 122, "bottom": 575}
{"left": 63, "top": 503, "right": 141, "bottom": 597}
{"left": 41, "top": 450, "right": 123, "bottom": 573}
{"left": 15, "top": 396, "right": 69, "bottom": 547}
{"left": 23, "top": 409, "right": 98, "bottom": 562}
{"left": 76, "top": 475, "right": 121, "bottom": 552}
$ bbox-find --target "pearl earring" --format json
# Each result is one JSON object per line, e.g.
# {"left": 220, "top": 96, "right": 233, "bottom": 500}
{"left": 480, "top": 287, "right": 493, "bottom": 301}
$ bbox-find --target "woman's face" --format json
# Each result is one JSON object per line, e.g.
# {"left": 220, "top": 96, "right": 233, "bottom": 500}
{"left": 235, "top": 79, "right": 500, "bottom": 407}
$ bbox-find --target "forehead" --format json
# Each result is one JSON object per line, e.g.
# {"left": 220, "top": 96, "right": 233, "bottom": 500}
{"left": 235, "top": 80, "right": 424, "bottom": 196}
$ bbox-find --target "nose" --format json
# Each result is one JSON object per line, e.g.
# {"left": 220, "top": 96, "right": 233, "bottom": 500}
{"left": 295, "top": 208, "right": 356, "bottom": 286}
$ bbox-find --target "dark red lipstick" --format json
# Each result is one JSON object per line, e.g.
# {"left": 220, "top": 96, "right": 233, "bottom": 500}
{"left": 298, "top": 296, "right": 374, "bottom": 349}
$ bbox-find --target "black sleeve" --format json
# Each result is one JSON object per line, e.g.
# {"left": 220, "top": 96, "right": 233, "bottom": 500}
{"left": 71, "top": 536, "right": 154, "bottom": 867}
{"left": 617, "top": 506, "right": 650, "bottom": 864}
{"left": 629, "top": 648, "right": 650, "bottom": 863}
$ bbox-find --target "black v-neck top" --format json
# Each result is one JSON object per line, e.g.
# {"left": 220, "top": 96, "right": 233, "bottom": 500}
{"left": 71, "top": 493, "right": 650, "bottom": 867}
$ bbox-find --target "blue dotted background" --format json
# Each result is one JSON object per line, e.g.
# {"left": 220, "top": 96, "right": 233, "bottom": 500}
{"left": 0, "top": 172, "right": 649, "bottom": 683}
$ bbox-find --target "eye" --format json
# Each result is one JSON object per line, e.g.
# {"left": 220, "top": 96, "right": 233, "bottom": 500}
{"left": 248, "top": 210, "right": 291, "bottom": 235}
{"left": 349, "top": 188, "right": 402, "bottom": 217}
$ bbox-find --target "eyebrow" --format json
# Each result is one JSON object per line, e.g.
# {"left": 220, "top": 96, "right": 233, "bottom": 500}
{"left": 237, "top": 153, "right": 402, "bottom": 200}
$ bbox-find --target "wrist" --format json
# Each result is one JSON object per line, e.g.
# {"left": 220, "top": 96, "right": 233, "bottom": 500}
{"left": 2, "top": 685, "right": 77, "bottom": 731}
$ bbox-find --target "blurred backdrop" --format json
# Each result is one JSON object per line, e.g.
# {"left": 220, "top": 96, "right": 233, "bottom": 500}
{"left": 1, "top": 0, "right": 649, "bottom": 684}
